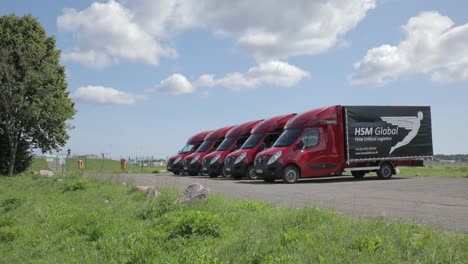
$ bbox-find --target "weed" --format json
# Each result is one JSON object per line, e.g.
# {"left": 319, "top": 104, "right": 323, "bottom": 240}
{"left": 1, "top": 197, "right": 24, "bottom": 212}
{"left": 63, "top": 179, "right": 88, "bottom": 192}
{"left": 158, "top": 210, "right": 222, "bottom": 239}
{"left": 0, "top": 227, "right": 19, "bottom": 243}
{"left": 0, "top": 215, "right": 15, "bottom": 227}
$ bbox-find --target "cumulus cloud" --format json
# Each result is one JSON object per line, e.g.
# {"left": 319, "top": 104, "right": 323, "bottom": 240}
{"left": 196, "top": 61, "right": 310, "bottom": 90}
{"left": 57, "top": 0, "right": 177, "bottom": 68}
{"left": 58, "top": 0, "right": 375, "bottom": 68}
{"left": 146, "top": 74, "right": 196, "bottom": 95}
{"left": 148, "top": 61, "right": 309, "bottom": 95}
{"left": 350, "top": 11, "right": 468, "bottom": 85}
{"left": 71, "top": 86, "right": 148, "bottom": 105}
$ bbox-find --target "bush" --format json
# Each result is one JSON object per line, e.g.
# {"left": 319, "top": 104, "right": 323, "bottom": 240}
{"left": 63, "top": 179, "right": 88, "bottom": 192}
{"left": 158, "top": 210, "right": 222, "bottom": 239}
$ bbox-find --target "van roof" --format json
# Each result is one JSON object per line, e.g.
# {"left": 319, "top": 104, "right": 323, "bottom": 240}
{"left": 225, "top": 119, "right": 264, "bottom": 138}
{"left": 285, "top": 106, "right": 339, "bottom": 129}
{"left": 251, "top": 113, "right": 297, "bottom": 133}
{"left": 204, "top": 125, "right": 237, "bottom": 140}
{"left": 187, "top": 130, "right": 213, "bottom": 144}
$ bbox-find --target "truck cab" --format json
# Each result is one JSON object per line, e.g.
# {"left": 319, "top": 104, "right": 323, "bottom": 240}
{"left": 225, "top": 113, "right": 297, "bottom": 180}
{"left": 202, "top": 120, "right": 263, "bottom": 178}
{"left": 182, "top": 125, "right": 236, "bottom": 176}
{"left": 167, "top": 130, "right": 212, "bottom": 175}
{"left": 255, "top": 106, "right": 345, "bottom": 183}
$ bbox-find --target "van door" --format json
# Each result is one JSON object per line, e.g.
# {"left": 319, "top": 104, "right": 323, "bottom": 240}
{"left": 296, "top": 128, "right": 335, "bottom": 177}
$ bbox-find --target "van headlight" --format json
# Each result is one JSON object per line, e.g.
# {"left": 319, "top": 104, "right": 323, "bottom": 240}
{"left": 235, "top": 152, "right": 247, "bottom": 164}
{"left": 210, "top": 154, "right": 221, "bottom": 164}
{"left": 191, "top": 155, "right": 200, "bottom": 164}
{"left": 267, "top": 151, "right": 282, "bottom": 165}
{"left": 174, "top": 157, "right": 182, "bottom": 164}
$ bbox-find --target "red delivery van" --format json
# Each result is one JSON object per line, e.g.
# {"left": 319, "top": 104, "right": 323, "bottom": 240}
{"left": 225, "top": 113, "right": 296, "bottom": 180}
{"left": 254, "top": 105, "right": 433, "bottom": 183}
{"left": 167, "top": 130, "right": 212, "bottom": 175}
{"left": 183, "top": 125, "right": 236, "bottom": 176}
{"left": 202, "top": 119, "right": 263, "bottom": 178}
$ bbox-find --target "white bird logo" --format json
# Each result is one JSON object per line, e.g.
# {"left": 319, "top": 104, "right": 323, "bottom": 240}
{"left": 381, "top": 111, "right": 423, "bottom": 154}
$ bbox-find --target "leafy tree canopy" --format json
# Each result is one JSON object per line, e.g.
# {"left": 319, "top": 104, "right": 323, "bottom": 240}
{"left": 0, "top": 14, "right": 75, "bottom": 176}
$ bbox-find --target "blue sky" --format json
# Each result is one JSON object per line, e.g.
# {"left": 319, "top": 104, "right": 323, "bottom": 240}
{"left": 2, "top": 0, "right": 467, "bottom": 158}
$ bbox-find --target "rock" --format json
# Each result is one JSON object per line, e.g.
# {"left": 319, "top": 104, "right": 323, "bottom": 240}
{"left": 146, "top": 187, "right": 159, "bottom": 199}
{"left": 39, "top": 170, "right": 54, "bottom": 177}
{"left": 176, "top": 183, "right": 209, "bottom": 204}
{"left": 135, "top": 185, "right": 152, "bottom": 191}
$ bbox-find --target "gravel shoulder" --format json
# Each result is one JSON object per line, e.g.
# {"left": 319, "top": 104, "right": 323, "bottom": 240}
{"left": 114, "top": 173, "right": 468, "bottom": 232}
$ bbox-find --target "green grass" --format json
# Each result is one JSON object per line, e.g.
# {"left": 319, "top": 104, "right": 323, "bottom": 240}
{"left": 398, "top": 162, "right": 468, "bottom": 177}
{"left": 25, "top": 158, "right": 49, "bottom": 173}
{"left": 0, "top": 174, "right": 466, "bottom": 263}
{"left": 64, "top": 158, "right": 164, "bottom": 174}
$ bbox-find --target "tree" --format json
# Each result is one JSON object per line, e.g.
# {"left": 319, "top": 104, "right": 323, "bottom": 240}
{"left": 0, "top": 14, "right": 76, "bottom": 176}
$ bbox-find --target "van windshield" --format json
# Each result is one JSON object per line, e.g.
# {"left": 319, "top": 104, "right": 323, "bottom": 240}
{"left": 196, "top": 140, "right": 213, "bottom": 152}
{"left": 241, "top": 133, "right": 264, "bottom": 149}
{"left": 179, "top": 144, "right": 194, "bottom": 154}
{"left": 216, "top": 137, "right": 236, "bottom": 151}
{"left": 273, "top": 129, "right": 302, "bottom": 147}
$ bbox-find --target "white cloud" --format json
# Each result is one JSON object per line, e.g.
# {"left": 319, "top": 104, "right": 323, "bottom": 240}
{"left": 57, "top": 0, "right": 177, "bottom": 68}
{"left": 71, "top": 86, "right": 148, "bottom": 105}
{"left": 146, "top": 74, "right": 196, "bottom": 95}
{"left": 350, "top": 11, "right": 468, "bottom": 85}
{"left": 197, "top": 61, "right": 310, "bottom": 90}
{"left": 59, "top": 0, "right": 375, "bottom": 68}
{"left": 147, "top": 61, "right": 309, "bottom": 95}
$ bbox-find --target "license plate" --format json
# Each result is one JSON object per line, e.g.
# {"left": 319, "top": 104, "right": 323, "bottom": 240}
{"left": 184, "top": 167, "right": 188, "bottom": 170}
{"left": 202, "top": 168, "right": 207, "bottom": 172}
{"left": 256, "top": 169, "right": 263, "bottom": 173}
{"left": 226, "top": 167, "right": 231, "bottom": 171}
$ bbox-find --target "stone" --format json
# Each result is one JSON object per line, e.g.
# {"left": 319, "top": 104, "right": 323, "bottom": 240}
{"left": 39, "top": 170, "right": 54, "bottom": 177}
{"left": 146, "top": 187, "right": 159, "bottom": 199}
{"left": 176, "top": 183, "right": 209, "bottom": 204}
{"left": 135, "top": 185, "right": 152, "bottom": 191}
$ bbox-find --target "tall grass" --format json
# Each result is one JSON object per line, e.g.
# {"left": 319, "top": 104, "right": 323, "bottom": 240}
{"left": 0, "top": 174, "right": 466, "bottom": 263}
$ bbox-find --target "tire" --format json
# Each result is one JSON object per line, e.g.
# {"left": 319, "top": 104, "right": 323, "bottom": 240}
{"left": 173, "top": 170, "right": 180, "bottom": 176}
{"left": 263, "top": 177, "right": 275, "bottom": 183}
{"left": 282, "top": 165, "right": 300, "bottom": 183}
{"left": 377, "top": 163, "right": 393, "bottom": 180}
{"left": 189, "top": 171, "right": 198, "bottom": 176}
{"left": 352, "top": 171, "right": 365, "bottom": 179}
{"left": 247, "top": 165, "right": 258, "bottom": 180}
{"left": 221, "top": 166, "right": 228, "bottom": 178}
{"left": 209, "top": 171, "right": 218, "bottom": 178}
{"left": 232, "top": 173, "right": 243, "bottom": 180}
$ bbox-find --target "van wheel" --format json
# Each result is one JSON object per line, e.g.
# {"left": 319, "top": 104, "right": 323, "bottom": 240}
{"left": 209, "top": 171, "right": 218, "bottom": 178}
{"left": 173, "top": 171, "right": 180, "bottom": 176}
{"left": 221, "top": 166, "right": 228, "bottom": 178}
{"left": 247, "top": 166, "right": 258, "bottom": 180}
{"left": 352, "top": 171, "right": 365, "bottom": 179}
{"left": 282, "top": 165, "right": 299, "bottom": 183}
{"left": 377, "top": 163, "right": 393, "bottom": 179}
{"left": 189, "top": 171, "right": 198, "bottom": 176}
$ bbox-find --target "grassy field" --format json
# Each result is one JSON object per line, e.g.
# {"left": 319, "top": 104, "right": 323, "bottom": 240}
{"left": 398, "top": 162, "right": 468, "bottom": 177}
{"left": 59, "top": 158, "right": 165, "bottom": 174}
{"left": 0, "top": 174, "right": 466, "bottom": 263}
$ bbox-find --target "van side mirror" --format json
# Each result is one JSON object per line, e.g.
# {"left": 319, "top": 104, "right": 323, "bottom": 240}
{"left": 296, "top": 141, "right": 305, "bottom": 150}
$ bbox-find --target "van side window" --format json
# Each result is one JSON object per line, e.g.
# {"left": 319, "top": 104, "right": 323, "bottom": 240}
{"left": 236, "top": 137, "right": 247, "bottom": 149}
{"left": 264, "top": 134, "right": 279, "bottom": 148}
{"left": 300, "top": 129, "right": 319, "bottom": 148}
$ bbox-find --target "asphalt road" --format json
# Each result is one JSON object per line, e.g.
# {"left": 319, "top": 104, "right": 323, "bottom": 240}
{"left": 116, "top": 173, "right": 468, "bottom": 232}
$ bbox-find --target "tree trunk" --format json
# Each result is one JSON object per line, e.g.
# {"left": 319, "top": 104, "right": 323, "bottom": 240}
{"left": 7, "top": 135, "right": 18, "bottom": 176}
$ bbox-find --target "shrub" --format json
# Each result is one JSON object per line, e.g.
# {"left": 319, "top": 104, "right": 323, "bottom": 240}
{"left": 63, "top": 179, "right": 88, "bottom": 192}
{"left": 152, "top": 169, "right": 160, "bottom": 174}
{"left": 158, "top": 210, "right": 222, "bottom": 239}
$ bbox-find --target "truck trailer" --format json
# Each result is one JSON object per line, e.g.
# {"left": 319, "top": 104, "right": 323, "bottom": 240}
{"left": 254, "top": 105, "right": 433, "bottom": 183}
